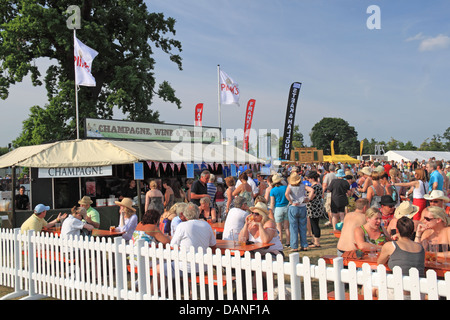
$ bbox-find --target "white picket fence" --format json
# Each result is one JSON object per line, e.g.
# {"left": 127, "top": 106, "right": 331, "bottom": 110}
{"left": 0, "top": 228, "right": 449, "bottom": 300}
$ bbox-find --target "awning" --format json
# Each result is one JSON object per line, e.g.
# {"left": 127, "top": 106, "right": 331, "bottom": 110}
{"left": 0, "top": 139, "right": 263, "bottom": 168}
{"left": 323, "top": 154, "right": 360, "bottom": 164}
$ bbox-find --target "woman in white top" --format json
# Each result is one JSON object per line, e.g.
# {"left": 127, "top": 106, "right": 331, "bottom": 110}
{"left": 239, "top": 202, "right": 284, "bottom": 257}
{"left": 113, "top": 198, "right": 138, "bottom": 242}
{"left": 285, "top": 172, "right": 314, "bottom": 251}
{"left": 392, "top": 168, "right": 429, "bottom": 221}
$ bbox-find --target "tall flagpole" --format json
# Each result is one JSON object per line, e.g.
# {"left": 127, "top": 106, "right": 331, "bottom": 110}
{"left": 74, "top": 29, "right": 80, "bottom": 140}
{"left": 217, "top": 64, "right": 222, "bottom": 141}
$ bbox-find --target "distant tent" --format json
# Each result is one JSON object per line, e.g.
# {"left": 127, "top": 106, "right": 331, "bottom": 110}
{"left": 323, "top": 154, "right": 359, "bottom": 164}
{"left": 384, "top": 150, "right": 450, "bottom": 162}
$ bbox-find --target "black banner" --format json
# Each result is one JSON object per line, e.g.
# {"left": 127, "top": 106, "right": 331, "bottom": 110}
{"left": 281, "top": 82, "right": 302, "bottom": 160}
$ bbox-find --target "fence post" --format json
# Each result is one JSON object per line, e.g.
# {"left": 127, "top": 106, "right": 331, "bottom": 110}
{"left": 289, "top": 252, "right": 301, "bottom": 300}
{"left": 114, "top": 237, "right": 125, "bottom": 300}
{"left": 136, "top": 239, "right": 146, "bottom": 299}
{"left": 332, "top": 257, "right": 345, "bottom": 300}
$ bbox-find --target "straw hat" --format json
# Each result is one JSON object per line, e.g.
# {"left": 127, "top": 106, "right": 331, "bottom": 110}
{"left": 78, "top": 196, "right": 93, "bottom": 205}
{"left": 424, "top": 190, "right": 450, "bottom": 203}
{"left": 394, "top": 201, "right": 419, "bottom": 219}
{"left": 271, "top": 173, "right": 282, "bottom": 184}
{"left": 249, "top": 201, "right": 269, "bottom": 216}
{"left": 360, "top": 167, "right": 372, "bottom": 176}
{"left": 114, "top": 197, "right": 136, "bottom": 212}
{"left": 288, "top": 172, "right": 301, "bottom": 185}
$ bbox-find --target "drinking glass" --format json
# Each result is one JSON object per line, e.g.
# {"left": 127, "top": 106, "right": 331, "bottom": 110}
{"left": 428, "top": 243, "right": 439, "bottom": 266}
{"left": 442, "top": 244, "right": 448, "bottom": 266}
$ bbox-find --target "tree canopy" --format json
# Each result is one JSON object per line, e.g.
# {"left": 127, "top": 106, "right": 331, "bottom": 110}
{"left": 0, "top": 1, "right": 183, "bottom": 146}
{"left": 309, "top": 117, "right": 359, "bottom": 155}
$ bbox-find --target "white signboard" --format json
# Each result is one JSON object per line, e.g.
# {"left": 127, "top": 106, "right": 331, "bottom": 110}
{"left": 85, "top": 118, "right": 221, "bottom": 143}
{"left": 38, "top": 166, "right": 113, "bottom": 178}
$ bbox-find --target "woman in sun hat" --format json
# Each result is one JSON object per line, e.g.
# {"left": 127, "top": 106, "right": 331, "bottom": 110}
{"left": 285, "top": 172, "right": 315, "bottom": 251}
{"left": 113, "top": 197, "right": 138, "bottom": 241}
{"left": 239, "top": 201, "right": 284, "bottom": 257}
{"left": 357, "top": 166, "right": 373, "bottom": 199}
{"left": 269, "top": 173, "right": 290, "bottom": 247}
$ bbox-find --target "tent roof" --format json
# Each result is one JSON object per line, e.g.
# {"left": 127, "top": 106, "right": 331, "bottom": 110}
{"left": 0, "top": 139, "right": 263, "bottom": 168}
{"left": 323, "top": 154, "right": 360, "bottom": 164}
{"left": 384, "top": 150, "right": 450, "bottom": 162}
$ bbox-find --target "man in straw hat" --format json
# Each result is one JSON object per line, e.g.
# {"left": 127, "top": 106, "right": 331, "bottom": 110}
{"left": 78, "top": 196, "right": 100, "bottom": 229}
{"left": 424, "top": 190, "right": 450, "bottom": 209}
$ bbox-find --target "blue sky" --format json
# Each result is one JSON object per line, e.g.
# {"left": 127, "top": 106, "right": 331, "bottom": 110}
{"left": 0, "top": 0, "right": 449, "bottom": 151}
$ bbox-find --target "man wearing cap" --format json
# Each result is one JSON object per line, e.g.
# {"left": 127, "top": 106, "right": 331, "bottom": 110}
{"left": 20, "top": 204, "right": 67, "bottom": 234}
{"left": 379, "top": 195, "right": 396, "bottom": 231}
{"left": 78, "top": 196, "right": 100, "bottom": 229}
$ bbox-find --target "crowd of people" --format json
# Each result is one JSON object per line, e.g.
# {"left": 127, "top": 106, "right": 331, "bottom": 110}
{"left": 18, "top": 157, "right": 450, "bottom": 283}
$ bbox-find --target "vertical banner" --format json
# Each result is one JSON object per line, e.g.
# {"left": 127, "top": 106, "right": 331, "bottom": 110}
{"left": 281, "top": 82, "right": 302, "bottom": 160}
{"left": 243, "top": 99, "right": 256, "bottom": 152}
{"left": 195, "top": 103, "right": 203, "bottom": 126}
{"left": 331, "top": 140, "right": 335, "bottom": 157}
{"left": 360, "top": 140, "right": 364, "bottom": 156}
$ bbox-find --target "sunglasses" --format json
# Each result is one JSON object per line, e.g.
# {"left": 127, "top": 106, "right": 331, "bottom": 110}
{"left": 251, "top": 212, "right": 260, "bottom": 216}
{"left": 423, "top": 217, "right": 435, "bottom": 222}
{"left": 430, "top": 200, "right": 442, "bottom": 203}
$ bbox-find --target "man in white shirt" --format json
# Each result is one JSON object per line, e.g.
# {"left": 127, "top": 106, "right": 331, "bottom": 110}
{"left": 168, "top": 203, "right": 216, "bottom": 277}
{"left": 170, "top": 202, "right": 216, "bottom": 250}
{"left": 222, "top": 196, "right": 249, "bottom": 240}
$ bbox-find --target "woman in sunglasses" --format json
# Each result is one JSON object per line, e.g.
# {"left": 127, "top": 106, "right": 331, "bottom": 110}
{"left": 415, "top": 206, "right": 450, "bottom": 256}
{"left": 238, "top": 202, "right": 284, "bottom": 257}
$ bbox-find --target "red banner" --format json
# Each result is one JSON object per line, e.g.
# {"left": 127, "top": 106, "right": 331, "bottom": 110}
{"left": 243, "top": 99, "right": 256, "bottom": 152}
{"left": 195, "top": 103, "right": 203, "bottom": 126}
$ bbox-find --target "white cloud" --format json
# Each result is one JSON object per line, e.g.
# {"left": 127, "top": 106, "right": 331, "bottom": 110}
{"left": 418, "top": 34, "right": 450, "bottom": 51}
{"left": 405, "top": 32, "right": 425, "bottom": 42}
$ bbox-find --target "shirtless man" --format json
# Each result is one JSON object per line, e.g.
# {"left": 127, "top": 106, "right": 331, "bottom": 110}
{"left": 336, "top": 198, "right": 369, "bottom": 256}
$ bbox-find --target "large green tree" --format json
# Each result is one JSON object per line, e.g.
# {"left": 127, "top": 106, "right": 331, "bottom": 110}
{"left": 310, "top": 117, "right": 359, "bottom": 155}
{"left": 0, "top": 1, "right": 182, "bottom": 146}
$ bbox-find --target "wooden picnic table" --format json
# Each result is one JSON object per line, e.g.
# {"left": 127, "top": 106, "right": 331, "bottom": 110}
{"left": 42, "top": 227, "right": 124, "bottom": 238}
{"left": 322, "top": 250, "right": 450, "bottom": 277}
{"left": 210, "top": 221, "right": 224, "bottom": 233}
{"left": 212, "top": 239, "right": 274, "bottom": 256}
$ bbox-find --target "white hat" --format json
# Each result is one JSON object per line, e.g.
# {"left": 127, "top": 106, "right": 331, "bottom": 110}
{"left": 424, "top": 190, "right": 450, "bottom": 203}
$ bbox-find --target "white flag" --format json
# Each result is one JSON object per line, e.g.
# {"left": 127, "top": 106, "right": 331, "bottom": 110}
{"left": 219, "top": 69, "right": 240, "bottom": 106}
{"left": 74, "top": 35, "right": 98, "bottom": 87}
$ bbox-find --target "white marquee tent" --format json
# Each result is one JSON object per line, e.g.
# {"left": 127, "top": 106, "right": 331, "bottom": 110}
{"left": 384, "top": 150, "right": 450, "bottom": 163}
{"left": 0, "top": 139, "right": 263, "bottom": 168}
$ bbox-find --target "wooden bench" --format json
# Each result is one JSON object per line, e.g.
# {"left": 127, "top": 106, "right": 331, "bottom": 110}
{"left": 22, "top": 250, "right": 75, "bottom": 264}
{"left": 127, "top": 265, "right": 232, "bottom": 286}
